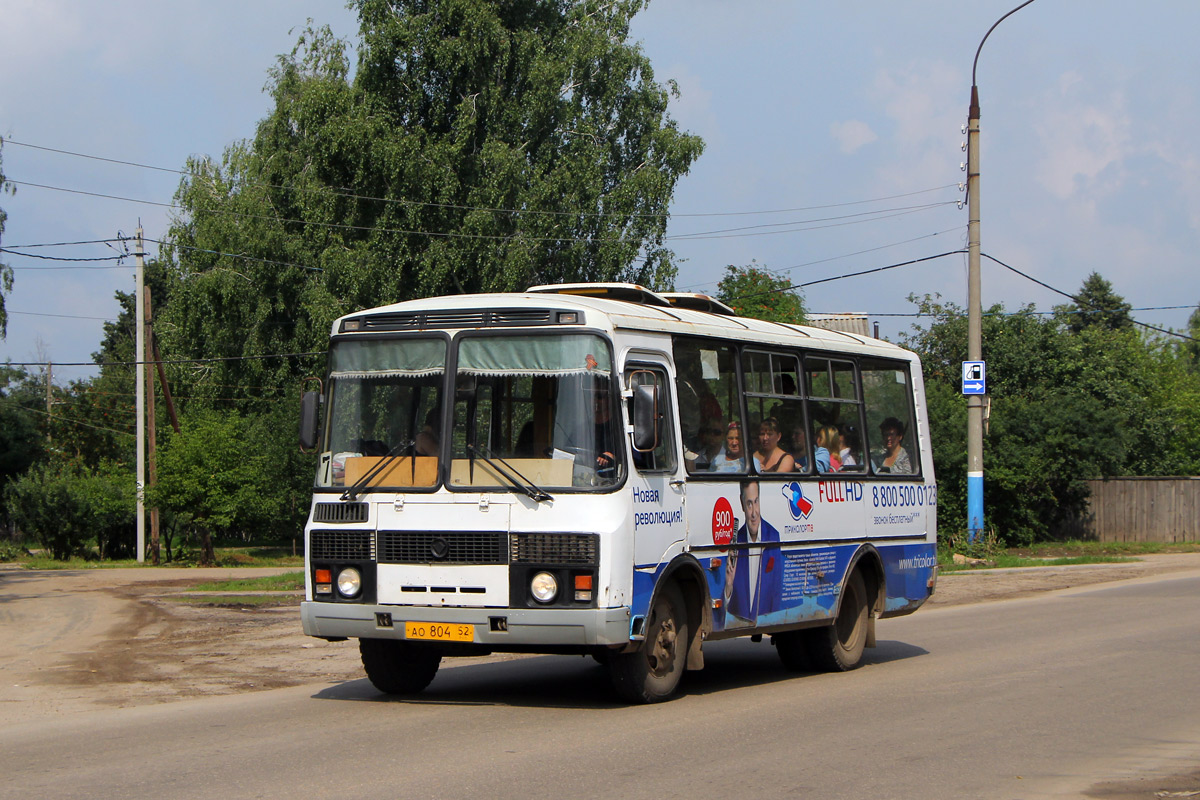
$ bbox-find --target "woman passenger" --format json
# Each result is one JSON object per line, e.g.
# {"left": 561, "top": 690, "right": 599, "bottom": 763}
{"left": 754, "top": 417, "right": 795, "bottom": 473}
{"left": 877, "top": 417, "right": 912, "bottom": 474}
{"left": 710, "top": 421, "right": 746, "bottom": 473}
{"left": 816, "top": 425, "right": 841, "bottom": 473}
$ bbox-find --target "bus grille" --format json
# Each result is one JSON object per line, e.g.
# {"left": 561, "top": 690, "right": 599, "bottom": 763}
{"left": 377, "top": 531, "right": 508, "bottom": 565}
{"left": 310, "top": 530, "right": 374, "bottom": 561}
{"left": 357, "top": 308, "right": 553, "bottom": 331}
{"left": 511, "top": 533, "right": 598, "bottom": 566}
{"left": 311, "top": 502, "right": 368, "bottom": 523}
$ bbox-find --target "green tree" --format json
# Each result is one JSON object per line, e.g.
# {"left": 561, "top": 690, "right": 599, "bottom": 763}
{"left": 0, "top": 365, "right": 45, "bottom": 531}
{"left": 1059, "top": 271, "right": 1134, "bottom": 335}
{"left": 160, "top": 0, "right": 703, "bottom": 396}
{"left": 3, "top": 461, "right": 134, "bottom": 559}
{"left": 151, "top": 408, "right": 310, "bottom": 564}
{"left": 0, "top": 139, "right": 13, "bottom": 337}
{"left": 901, "top": 293, "right": 1198, "bottom": 544}
{"left": 715, "top": 263, "right": 806, "bottom": 324}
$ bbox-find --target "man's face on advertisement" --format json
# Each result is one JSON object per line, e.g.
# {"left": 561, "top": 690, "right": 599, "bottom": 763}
{"left": 741, "top": 481, "right": 761, "bottom": 540}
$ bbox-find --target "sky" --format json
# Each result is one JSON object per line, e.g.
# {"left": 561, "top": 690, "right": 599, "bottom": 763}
{"left": 3, "top": 0, "right": 1199, "bottom": 388}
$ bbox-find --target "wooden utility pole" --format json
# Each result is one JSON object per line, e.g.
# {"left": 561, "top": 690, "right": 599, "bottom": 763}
{"left": 146, "top": 289, "right": 160, "bottom": 566}
{"left": 135, "top": 225, "right": 146, "bottom": 563}
{"left": 45, "top": 362, "right": 52, "bottom": 444}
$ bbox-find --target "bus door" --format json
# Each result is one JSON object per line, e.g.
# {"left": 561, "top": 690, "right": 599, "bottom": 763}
{"left": 625, "top": 361, "right": 686, "bottom": 585}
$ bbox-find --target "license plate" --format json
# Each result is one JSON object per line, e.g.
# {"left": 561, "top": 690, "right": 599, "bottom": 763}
{"left": 405, "top": 621, "right": 474, "bottom": 642}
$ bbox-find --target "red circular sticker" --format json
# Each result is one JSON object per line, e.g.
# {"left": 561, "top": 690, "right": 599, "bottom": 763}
{"left": 712, "top": 497, "right": 734, "bottom": 550}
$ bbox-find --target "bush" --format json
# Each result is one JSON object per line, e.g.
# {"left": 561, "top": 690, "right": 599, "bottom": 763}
{"left": 3, "top": 461, "right": 134, "bottom": 560}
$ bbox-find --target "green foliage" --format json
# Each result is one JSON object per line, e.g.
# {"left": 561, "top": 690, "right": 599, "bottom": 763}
{"left": 3, "top": 461, "right": 134, "bottom": 560}
{"left": 191, "top": 571, "right": 305, "bottom": 592}
{"left": 150, "top": 406, "right": 311, "bottom": 556}
{"left": 1058, "top": 271, "right": 1134, "bottom": 334}
{"left": 159, "top": 0, "right": 703, "bottom": 397}
{"left": 0, "top": 366, "right": 46, "bottom": 521}
{"left": 716, "top": 263, "right": 806, "bottom": 324}
{"left": 904, "top": 287, "right": 1200, "bottom": 546}
{"left": 0, "top": 540, "right": 28, "bottom": 561}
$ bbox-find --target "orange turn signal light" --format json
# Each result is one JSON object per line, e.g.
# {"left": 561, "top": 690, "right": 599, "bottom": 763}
{"left": 574, "top": 574, "right": 593, "bottom": 591}
{"left": 315, "top": 569, "right": 332, "bottom": 584}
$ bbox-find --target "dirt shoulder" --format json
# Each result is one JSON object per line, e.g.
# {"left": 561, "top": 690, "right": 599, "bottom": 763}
{"left": 2, "top": 554, "right": 1198, "bottom": 725}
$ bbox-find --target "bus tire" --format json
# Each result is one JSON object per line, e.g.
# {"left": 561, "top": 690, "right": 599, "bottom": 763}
{"left": 805, "top": 569, "right": 869, "bottom": 672}
{"left": 609, "top": 582, "right": 688, "bottom": 703}
{"left": 773, "top": 630, "right": 811, "bottom": 672}
{"left": 359, "top": 638, "right": 442, "bottom": 695}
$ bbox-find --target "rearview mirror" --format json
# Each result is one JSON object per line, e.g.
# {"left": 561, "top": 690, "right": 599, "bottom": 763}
{"left": 631, "top": 381, "right": 660, "bottom": 452}
{"left": 299, "top": 390, "right": 321, "bottom": 453}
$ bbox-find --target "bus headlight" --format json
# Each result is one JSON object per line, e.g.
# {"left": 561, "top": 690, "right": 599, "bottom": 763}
{"left": 336, "top": 567, "right": 362, "bottom": 598}
{"left": 530, "top": 571, "right": 558, "bottom": 603}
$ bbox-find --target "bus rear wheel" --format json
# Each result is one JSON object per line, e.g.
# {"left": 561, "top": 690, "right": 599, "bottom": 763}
{"left": 359, "top": 638, "right": 442, "bottom": 695}
{"left": 804, "top": 569, "right": 869, "bottom": 672}
{"left": 609, "top": 582, "right": 688, "bottom": 703}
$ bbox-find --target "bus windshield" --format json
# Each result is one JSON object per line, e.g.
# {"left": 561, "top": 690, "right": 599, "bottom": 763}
{"left": 318, "top": 337, "right": 445, "bottom": 489}
{"left": 449, "top": 333, "right": 621, "bottom": 491}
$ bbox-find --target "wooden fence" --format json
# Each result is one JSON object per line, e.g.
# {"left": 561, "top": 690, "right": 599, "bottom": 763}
{"left": 1060, "top": 477, "right": 1200, "bottom": 543}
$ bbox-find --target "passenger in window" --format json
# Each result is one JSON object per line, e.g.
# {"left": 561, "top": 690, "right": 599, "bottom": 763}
{"left": 753, "top": 417, "right": 795, "bottom": 473}
{"left": 414, "top": 408, "right": 440, "bottom": 457}
{"left": 709, "top": 421, "right": 746, "bottom": 473}
{"left": 687, "top": 417, "right": 728, "bottom": 471}
{"left": 876, "top": 417, "right": 912, "bottom": 474}
{"left": 789, "top": 426, "right": 809, "bottom": 471}
{"left": 815, "top": 425, "right": 841, "bottom": 473}
{"left": 839, "top": 425, "right": 861, "bottom": 470}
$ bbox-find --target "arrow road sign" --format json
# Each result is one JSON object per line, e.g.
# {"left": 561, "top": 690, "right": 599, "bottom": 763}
{"left": 962, "top": 361, "right": 986, "bottom": 395}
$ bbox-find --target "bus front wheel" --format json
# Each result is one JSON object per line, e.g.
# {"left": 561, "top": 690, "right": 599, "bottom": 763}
{"left": 609, "top": 582, "right": 688, "bottom": 703}
{"left": 804, "top": 569, "right": 869, "bottom": 672}
{"left": 359, "top": 638, "right": 442, "bottom": 695}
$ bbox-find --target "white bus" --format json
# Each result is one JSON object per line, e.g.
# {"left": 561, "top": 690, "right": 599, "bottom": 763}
{"left": 299, "top": 283, "right": 937, "bottom": 702}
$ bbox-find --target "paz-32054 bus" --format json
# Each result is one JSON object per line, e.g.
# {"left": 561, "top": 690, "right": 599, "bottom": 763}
{"left": 299, "top": 283, "right": 937, "bottom": 702}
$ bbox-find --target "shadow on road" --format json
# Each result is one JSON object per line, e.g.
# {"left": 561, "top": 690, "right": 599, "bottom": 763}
{"left": 310, "top": 636, "right": 928, "bottom": 708}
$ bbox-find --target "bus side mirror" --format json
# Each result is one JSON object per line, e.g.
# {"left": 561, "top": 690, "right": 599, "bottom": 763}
{"left": 300, "top": 390, "right": 321, "bottom": 453}
{"left": 631, "top": 382, "right": 660, "bottom": 452}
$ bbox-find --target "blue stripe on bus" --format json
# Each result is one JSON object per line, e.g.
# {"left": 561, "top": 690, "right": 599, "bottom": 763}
{"left": 634, "top": 541, "right": 936, "bottom": 635}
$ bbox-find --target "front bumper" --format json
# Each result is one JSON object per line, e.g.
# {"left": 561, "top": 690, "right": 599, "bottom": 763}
{"left": 301, "top": 601, "right": 632, "bottom": 647}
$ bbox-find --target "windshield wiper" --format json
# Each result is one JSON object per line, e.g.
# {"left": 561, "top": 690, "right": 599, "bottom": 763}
{"left": 341, "top": 439, "right": 414, "bottom": 502}
{"left": 465, "top": 443, "right": 554, "bottom": 503}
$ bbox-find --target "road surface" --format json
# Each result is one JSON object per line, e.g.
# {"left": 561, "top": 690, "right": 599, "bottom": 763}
{"left": 1, "top": 564, "right": 1198, "bottom": 799}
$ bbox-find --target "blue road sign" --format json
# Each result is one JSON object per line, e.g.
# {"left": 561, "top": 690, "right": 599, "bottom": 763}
{"left": 962, "top": 361, "right": 986, "bottom": 395}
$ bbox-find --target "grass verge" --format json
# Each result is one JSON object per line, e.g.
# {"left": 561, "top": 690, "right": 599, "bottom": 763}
{"left": 190, "top": 572, "right": 305, "bottom": 592}
{"left": 172, "top": 594, "right": 298, "bottom": 608}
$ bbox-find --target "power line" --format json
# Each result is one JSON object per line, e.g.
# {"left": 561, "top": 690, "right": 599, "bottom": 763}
{"left": 2, "top": 238, "right": 123, "bottom": 248}
{"left": 5, "top": 350, "right": 325, "bottom": 369}
{"left": 3, "top": 137, "right": 961, "bottom": 220}
{"left": 0, "top": 246, "right": 125, "bottom": 263}
{"left": 144, "top": 238, "right": 321, "bottom": 272}
{"left": 0, "top": 397, "right": 135, "bottom": 438}
{"left": 8, "top": 178, "right": 960, "bottom": 245}
{"left": 982, "top": 253, "right": 1199, "bottom": 343}
{"left": 8, "top": 310, "right": 117, "bottom": 321}
{"left": 677, "top": 226, "right": 966, "bottom": 291}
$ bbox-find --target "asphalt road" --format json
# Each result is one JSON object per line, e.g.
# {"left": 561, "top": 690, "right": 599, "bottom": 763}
{"left": 2, "top": 569, "right": 1198, "bottom": 800}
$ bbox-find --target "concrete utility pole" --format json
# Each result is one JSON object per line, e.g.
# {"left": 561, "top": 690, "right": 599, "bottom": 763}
{"left": 966, "top": 0, "right": 1037, "bottom": 542}
{"left": 135, "top": 226, "right": 146, "bottom": 563}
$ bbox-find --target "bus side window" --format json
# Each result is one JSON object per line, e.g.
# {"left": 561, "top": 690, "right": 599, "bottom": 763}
{"left": 626, "top": 367, "right": 676, "bottom": 473}
{"left": 674, "top": 338, "right": 744, "bottom": 475}
{"left": 860, "top": 358, "right": 920, "bottom": 476}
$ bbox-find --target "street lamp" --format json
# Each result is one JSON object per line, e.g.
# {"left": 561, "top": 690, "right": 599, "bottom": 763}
{"left": 966, "top": 0, "right": 1036, "bottom": 542}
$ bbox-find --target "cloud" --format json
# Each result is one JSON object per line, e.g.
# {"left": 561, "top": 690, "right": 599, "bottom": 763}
{"left": 873, "top": 61, "right": 962, "bottom": 148}
{"left": 829, "top": 120, "right": 877, "bottom": 154}
{"left": 1033, "top": 71, "right": 1132, "bottom": 201}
